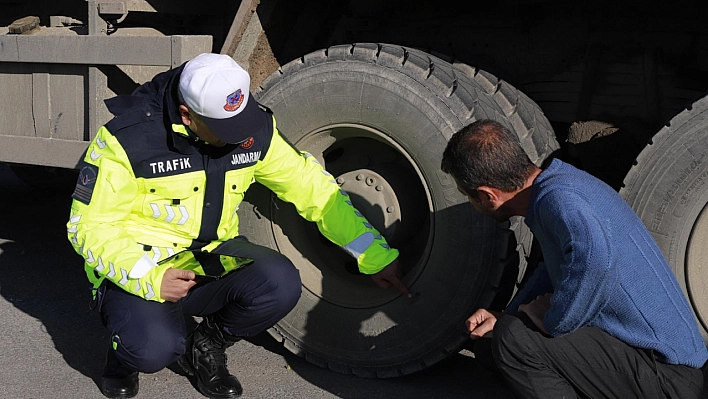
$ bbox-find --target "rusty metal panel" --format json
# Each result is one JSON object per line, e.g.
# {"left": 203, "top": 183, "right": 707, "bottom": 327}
{"left": 0, "top": 34, "right": 211, "bottom": 167}
{"left": 0, "top": 63, "right": 34, "bottom": 142}
{"left": 98, "top": 2, "right": 127, "bottom": 15}
{"left": 0, "top": 63, "right": 87, "bottom": 141}
{"left": 0, "top": 136, "right": 89, "bottom": 168}
{"left": 170, "top": 35, "right": 214, "bottom": 68}
{"left": 47, "top": 65, "right": 88, "bottom": 141}
{"left": 0, "top": 35, "right": 211, "bottom": 66}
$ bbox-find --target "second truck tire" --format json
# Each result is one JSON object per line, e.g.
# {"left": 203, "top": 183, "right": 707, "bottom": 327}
{"left": 621, "top": 94, "right": 708, "bottom": 342}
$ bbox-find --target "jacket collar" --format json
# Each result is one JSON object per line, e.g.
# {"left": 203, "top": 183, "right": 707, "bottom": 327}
{"left": 160, "top": 64, "right": 205, "bottom": 155}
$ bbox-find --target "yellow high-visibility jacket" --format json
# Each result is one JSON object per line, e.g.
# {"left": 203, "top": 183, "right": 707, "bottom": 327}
{"left": 66, "top": 66, "right": 398, "bottom": 303}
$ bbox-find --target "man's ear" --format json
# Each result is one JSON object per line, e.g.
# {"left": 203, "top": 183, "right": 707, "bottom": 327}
{"left": 476, "top": 186, "right": 501, "bottom": 208}
{"left": 178, "top": 105, "right": 192, "bottom": 126}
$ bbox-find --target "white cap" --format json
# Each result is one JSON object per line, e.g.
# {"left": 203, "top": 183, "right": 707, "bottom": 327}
{"left": 178, "top": 53, "right": 268, "bottom": 143}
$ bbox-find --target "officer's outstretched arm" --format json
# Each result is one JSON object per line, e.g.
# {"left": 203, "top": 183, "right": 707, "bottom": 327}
{"left": 253, "top": 119, "right": 398, "bottom": 275}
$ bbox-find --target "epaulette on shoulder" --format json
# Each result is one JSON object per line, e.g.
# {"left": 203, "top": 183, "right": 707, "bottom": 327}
{"left": 104, "top": 95, "right": 159, "bottom": 134}
{"left": 105, "top": 107, "right": 155, "bottom": 134}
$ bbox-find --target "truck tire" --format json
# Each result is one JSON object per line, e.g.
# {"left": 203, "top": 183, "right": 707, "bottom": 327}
{"left": 621, "top": 94, "right": 708, "bottom": 342}
{"left": 241, "top": 43, "right": 558, "bottom": 377}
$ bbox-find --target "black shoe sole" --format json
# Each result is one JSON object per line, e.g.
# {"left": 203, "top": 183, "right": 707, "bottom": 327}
{"left": 100, "top": 382, "right": 139, "bottom": 399}
{"left": 196, "top": 379, "right": 243, "bottom": 399}
{"left": 100, "top": 390, "right": 139, "bottom": 399}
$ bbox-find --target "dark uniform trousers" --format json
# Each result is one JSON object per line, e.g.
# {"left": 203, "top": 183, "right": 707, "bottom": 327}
{"left": 98, "top": 237, "right": 302, "bottom": 373}
{"left": 481, "top": 313, "right": 705, "bottom": 399}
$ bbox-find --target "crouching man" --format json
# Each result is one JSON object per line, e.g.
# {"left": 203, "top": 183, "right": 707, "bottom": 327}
{"left": 441, "top": 119, "right": 707, "bottom": 398}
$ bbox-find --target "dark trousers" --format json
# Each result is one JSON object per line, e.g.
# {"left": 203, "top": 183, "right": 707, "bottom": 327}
{"left": 483, "top": 314, "right": 705, "bottom": 399}
{"left": 99, "top": 238, "right": 302, "bottom": 373}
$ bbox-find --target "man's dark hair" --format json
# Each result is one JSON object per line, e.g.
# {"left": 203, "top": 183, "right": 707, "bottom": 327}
{"left": 441, "top": 119, "right": 536, "bottom": 195}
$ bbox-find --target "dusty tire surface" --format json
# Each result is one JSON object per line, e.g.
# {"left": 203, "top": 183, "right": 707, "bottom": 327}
{"left": 621, "top": 95, "right": 708, "bottom": 341}
{"left": 240, "top": 43, "right": 558, "bottom": 377}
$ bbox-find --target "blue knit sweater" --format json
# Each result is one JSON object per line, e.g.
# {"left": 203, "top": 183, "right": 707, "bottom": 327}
{"left": 506, "top": 159, "right": 708, "bottom": 368}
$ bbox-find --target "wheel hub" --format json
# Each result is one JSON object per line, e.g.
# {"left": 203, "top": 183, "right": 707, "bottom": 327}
{"left": 269, "top": 124, "right": 432, "bottom": 309}
{"left": 336, "top": 169, "right": 401, "bottom": 243}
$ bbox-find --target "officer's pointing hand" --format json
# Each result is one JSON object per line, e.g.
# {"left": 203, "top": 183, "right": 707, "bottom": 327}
{"left": 371, "top": 259, "right": 413, "bottom": 300}
{"left": 160, "top": 268, "right": 197, "bottom": 302}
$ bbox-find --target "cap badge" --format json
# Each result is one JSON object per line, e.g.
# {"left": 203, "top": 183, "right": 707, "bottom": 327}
{"left": 224, "top": 89, "right": 244, "bottom": 112}
{"left": 240, "top": 137, "right": 255, "bottom": 149}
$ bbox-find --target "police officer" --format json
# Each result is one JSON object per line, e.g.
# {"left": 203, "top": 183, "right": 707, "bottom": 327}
{"left": 67, "top": 53, "right": 408, "bottom": 399}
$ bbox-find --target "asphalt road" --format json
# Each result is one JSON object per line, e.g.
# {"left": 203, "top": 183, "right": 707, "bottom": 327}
{"left": 0, "top": 163, "right": 514, "bottom": 399}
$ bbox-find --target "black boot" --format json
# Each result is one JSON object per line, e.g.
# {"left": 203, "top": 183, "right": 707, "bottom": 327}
{"left": 100, "top": 349, "right": 139, "bottom": 399}
{"left": 178, "top": 316, "right": 243, "bottom": 399}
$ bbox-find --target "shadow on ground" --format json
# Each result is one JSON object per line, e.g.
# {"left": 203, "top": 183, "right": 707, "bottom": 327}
{"left": 0, "top": 165, "right": 106, "bottom": 389}
{"left": 246, "top": 331, "right": 512, "bottom": 399}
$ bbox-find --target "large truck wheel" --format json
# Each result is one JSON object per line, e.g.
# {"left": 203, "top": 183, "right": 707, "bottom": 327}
{"left": 621, "top": 94, "right": 708, "bottom": 341}
{"left": 240, "top": 43, "right": 558, "bottom": 377}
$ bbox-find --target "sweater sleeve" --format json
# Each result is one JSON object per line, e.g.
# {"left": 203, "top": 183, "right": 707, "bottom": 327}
{"left": 541, "top": 200, "right": 619, "bottom": 336}
{"left": 505, "top": 262, "right": 553, "bottom": 313}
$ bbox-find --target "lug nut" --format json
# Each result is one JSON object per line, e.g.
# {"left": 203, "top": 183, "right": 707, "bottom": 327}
{"left": 356, "top": 174, "right": 364, "bottom": 181}
{"left": 375, "top": 185, "right": 382, "bottom": 191}
{"left": 386, "top": 206, "right": 394, "bottom": 213}
{"left": 366, "top": 177, "right": 374, "bottom": 186}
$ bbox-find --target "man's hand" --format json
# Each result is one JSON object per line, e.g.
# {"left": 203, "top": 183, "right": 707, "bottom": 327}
{"left": 518, "top": 293, "right": 552, "bottom": 335}
{"left": 371, "top": 259, "right": 413, "bottom": 299}
{"left": 160, "top": 268, "right": 197, "bottom": 302}
{"left": 467, "top": 308, "right": 502, "bottom": 339}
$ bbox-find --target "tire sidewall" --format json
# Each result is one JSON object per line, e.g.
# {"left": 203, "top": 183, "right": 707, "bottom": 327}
{"left": 246, "top": 60, "right": 501, "bottom": 365}
{"left": 622, "top": 97, "right": 708, "bottom": 339}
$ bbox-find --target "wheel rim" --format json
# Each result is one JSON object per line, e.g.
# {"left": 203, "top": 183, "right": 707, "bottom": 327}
{"left": 270, "top": 123, "right": 433, "bottom": 308}
{"left": 686, "top": 202, "right": 708, "bottom": 332}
